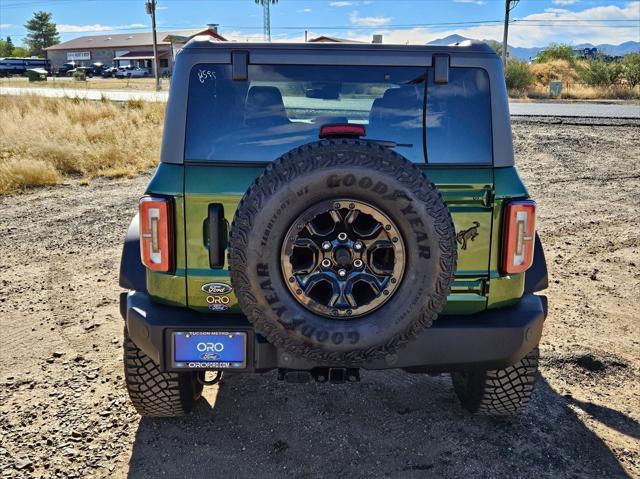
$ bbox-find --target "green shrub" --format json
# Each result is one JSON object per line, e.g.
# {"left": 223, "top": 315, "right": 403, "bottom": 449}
{"left": 580, "top": 56, "right": 623, "bottom": 86}
{"left": 505, "top": 60, "right": 535, "bottom": 94}
{"left": 621, "top": 53, "right": 640, "bottom": 88}
{"left": 535, "top": 43, "right": 576, "bottom": 65}
{"left": 72, "top": 70, "right": 86, "bottom": 82}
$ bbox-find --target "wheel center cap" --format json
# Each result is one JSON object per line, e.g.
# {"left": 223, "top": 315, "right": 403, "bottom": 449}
{"left": 334, "top": 247, "right": 352, "bottom": 267}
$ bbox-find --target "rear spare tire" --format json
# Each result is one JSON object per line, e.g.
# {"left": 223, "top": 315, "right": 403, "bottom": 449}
{"left": 229, "top": 140, "right": 457, "bottom": 364}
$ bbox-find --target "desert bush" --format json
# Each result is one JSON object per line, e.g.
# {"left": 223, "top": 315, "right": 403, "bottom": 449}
{"left": 505, "top": 60, "right": 534, "bottom": 94}
{"left": 530, "top": 59, "right": 580, "bottom": 86}
{"left": 579, "top": 56, "right": 624, "bottom": 86}
{"left": 526, "top": 83, "right": 640, "bottom": 100}
{"left": 534, "top": 43, "right": 576, "bottom": 65}
{"left": 72, "top": 70, "right": 86, "bottom": 82}
{"left": 621, "top": 52, "right": 640, "bottom": 88}
{"left": 0, "top": 95, "right": 164, "bottom": 194}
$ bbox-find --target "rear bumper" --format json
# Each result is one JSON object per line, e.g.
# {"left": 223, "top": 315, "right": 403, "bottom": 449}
{"left": 122, "top": 291, "right": 547, "bottom": 373}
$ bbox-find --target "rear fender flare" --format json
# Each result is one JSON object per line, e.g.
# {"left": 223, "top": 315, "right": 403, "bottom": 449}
{"left": 119, "top": 214, "right": 146, "bottom": 293}
{"left": 524, "top": 233, "right": 548, "bottom": 294}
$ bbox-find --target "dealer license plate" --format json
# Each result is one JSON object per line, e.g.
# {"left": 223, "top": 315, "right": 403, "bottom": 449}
{"left": 172, "top": 331, "right": 247, "bottom": 369}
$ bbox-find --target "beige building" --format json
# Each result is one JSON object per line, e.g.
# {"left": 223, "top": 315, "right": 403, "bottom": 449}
{"left": 44, "top": 24, "right": 226, "bottom": 74}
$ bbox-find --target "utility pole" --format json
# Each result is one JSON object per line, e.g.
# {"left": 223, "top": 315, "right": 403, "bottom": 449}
{"left": 254, "top": 0, "right": 277, "bottom": 42}
{"left": 146, "top": 0, "right": 161, "bottom": 91}
{"left": 263, "top": 1, "right": 271, "bottom": 42}
{"left": 502, "top": 0, "right": 519, "bottom": 68}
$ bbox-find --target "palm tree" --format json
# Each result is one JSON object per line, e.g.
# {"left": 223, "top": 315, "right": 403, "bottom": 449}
{"left": 254, "top": 0, "right": 278, "bottom": 42}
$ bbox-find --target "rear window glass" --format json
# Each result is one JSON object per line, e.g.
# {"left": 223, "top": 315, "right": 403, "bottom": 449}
{"left": 426, "top": 67, "right": 492, "bottom": 164}
{"left": 185, "top": 64, "right": 426, "bottom": 163}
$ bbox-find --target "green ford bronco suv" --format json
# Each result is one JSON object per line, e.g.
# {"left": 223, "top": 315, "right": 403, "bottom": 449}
{"left": 119, "top": 38, "right": 548, "bottom": 417}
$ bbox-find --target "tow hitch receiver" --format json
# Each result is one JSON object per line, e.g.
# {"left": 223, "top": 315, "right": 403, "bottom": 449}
{"left": 278, "top": 368, "right": 360, "bottom": 384}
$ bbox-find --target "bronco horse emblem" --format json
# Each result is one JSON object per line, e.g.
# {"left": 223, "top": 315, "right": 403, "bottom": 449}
{"left": 456, "top": 222, "right": 480, "bottom": 250}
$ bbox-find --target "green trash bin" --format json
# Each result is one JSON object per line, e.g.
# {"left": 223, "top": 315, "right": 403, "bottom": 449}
{"left": 26, "top": 68, "right": 48, "bottom": 82}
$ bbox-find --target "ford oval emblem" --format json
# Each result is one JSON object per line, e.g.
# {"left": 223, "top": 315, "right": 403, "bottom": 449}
{"left": 201, "top": 282, "right": 233, "bottom": 295}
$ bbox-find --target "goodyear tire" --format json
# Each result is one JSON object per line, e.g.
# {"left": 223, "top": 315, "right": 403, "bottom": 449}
{"left": 123, "top": 328, "right": 203, "bottom": 417}
{"left": 229, "top": 140, "right": 457, "bottom": 364}
{"left": 451, "top": 347, "right": 540, "bottom": 416}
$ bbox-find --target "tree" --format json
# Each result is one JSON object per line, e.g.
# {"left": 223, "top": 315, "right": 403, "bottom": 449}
{"left": 486, "top": 40, "right": 503, "bottom": 57}
{"left": 505, "top": 60, "right": 534, "bottom": 94}
{"left": 579, "top": 55, "right": 623, "bottom": 87}
{"left": 1, "top": 36, "right": 15, "bottom": 56}
{"left": 535, "top": 43, "right": 576, "bottom": 65}
{"left": 24, "top": 11, "right": 59, "bottom": 56}
{"left": 621, "top": 53, "right": 640, "bottom": 88}
{"left": 11, "top": 46, "right": 30, "bottom": 57}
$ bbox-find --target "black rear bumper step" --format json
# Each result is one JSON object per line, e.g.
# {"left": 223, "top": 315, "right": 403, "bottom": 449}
{"left": 122, "top": 291, "right": 546, "bottom": 374}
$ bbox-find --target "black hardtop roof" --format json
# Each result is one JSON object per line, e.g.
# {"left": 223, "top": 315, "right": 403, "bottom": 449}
{"left": 183, "top": 37, "right": 495, "bottom": 55}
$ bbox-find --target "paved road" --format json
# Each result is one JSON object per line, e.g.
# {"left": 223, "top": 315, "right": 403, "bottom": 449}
{"left": 2, "top": 86, "right": 639, "bottom": 118}
{"left": 509, "top": 101, "right": 640, "bottom": 119}
{"left": 0, "top": 86, "right": 168, "bottom": 102}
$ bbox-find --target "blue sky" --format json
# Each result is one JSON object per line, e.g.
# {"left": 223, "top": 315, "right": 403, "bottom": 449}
{"left": 0, "top": 0, "right": 638, "bottom": 47}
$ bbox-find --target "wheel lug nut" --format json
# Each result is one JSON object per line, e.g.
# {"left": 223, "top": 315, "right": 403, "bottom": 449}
{"left": 338, "top": 269, "right": 347, "bottom": 278}
{"left": 337, "top": 232, "right": 348, "bottom": 242}
{"left": 353, "top": 259, "right": 363, "bottom": 269}
{"left": 321, "top": 259, "right": 332, "bottom": 268}
{"left": 354, "top": 241, "right": 363, "bottom": 251}
{"left": 322, "top": 241, "right": 332, "bottom": 251}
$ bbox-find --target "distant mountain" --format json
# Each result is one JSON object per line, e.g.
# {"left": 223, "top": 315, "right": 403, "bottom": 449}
{"left": 427, "top": 34, "right": 470, "bottom": 46}
{"left": 426, "top": 35, "right": 640, "bottom": 60}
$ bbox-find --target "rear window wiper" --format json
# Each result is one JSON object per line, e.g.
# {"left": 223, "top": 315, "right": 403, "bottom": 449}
{"left": 364, "top": 139, "right": 413, "bottom": 148}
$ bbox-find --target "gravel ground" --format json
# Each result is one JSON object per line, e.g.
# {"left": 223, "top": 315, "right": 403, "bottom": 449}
{"left": 1, "top": 119, "right": 639, "bottom": 478}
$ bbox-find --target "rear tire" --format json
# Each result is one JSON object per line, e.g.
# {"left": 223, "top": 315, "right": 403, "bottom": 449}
{"left": 451, "top": 347, "right": 539, "bottom": 416}
{"left": 123, "top": 328, "right": 203, "bottom": 417}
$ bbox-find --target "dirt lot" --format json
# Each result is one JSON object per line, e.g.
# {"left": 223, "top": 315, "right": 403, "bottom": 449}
{"left": 1, "top": 119, "right": 639, "bottom": 478}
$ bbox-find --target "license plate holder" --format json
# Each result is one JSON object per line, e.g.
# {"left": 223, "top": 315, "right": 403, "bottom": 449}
{"left": 171, "top": 331, "right": 247, "bottom": 369}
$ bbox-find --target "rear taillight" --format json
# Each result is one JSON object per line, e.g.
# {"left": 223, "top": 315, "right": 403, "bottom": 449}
{"left": 139, "top": 196, "right": 173, "bottom": 272}
{"left": 502, "top": 200, "right": 536, "bottom": 274}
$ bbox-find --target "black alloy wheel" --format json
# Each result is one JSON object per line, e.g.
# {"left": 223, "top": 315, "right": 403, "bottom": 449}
{"left": 281, "top": 198, "right": 405, "bottom": 318}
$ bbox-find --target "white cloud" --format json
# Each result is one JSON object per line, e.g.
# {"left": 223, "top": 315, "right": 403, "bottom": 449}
{"left": 453, "top": 0, "right": 486, "bottom": 4}
{"left": 156, "top": 5, "right": 168, "bottom": 10}
{"left": 349, "top": 10, "right": 391, "bottom": 26}
{"left": 57, "top": 23, "right": 147, "bottom": 33}
{"left": 223, "top": 1, "right": 640, "bottom": 47}
{"left": 342, "top": 1, "right": 640, "bottom": 47}
{"left": 298, "top": 8, "right": 312, "bottom": 12}
{"left": 0, "top": 24, "right": 13, "bottom": 29}
{"left": 330, "top": 2, "right": 353, "bottom": 7}
{"left": 223, "top": 30, "right": 269, "bottom": 42}
{"left": 552, "top": 0, "right": 579, "bottom": 5}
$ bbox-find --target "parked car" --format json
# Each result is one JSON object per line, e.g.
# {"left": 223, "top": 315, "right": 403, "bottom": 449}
{"left": 87, "top": 62, "right": 105, "bottom": 76}
{"left": 55, "top": 62, "right": 76, "bottom": 77}
{"left": 66, "top": 66, "right": 95, "bottom": 78}
{"left": 120, "top": 40, "right": 548, "bottom": 418}
{"left": 101, "top": 66, "right": 118, "bottom": 78}
{"left": 115, "top": 66, "right": 149, "bottom": 78}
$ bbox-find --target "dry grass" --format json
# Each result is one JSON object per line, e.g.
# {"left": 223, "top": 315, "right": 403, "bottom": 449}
{"left": 530, "top": 59, "right": 581, "bottom": 85}
{"left": 527, "top": 83, "right": 640, "bottom": 100}
{"left": 0, "top": 95, "right": 164, "bottom": 194}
